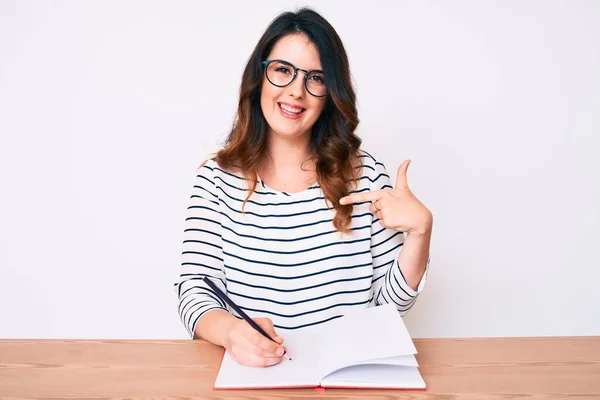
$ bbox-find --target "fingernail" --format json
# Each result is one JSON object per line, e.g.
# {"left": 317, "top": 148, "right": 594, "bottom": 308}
{"left": 339, "top": 199, "right": 346, "bottom": 205}
{"left": 277, "top": 347, "right": 284, "bottom": 356}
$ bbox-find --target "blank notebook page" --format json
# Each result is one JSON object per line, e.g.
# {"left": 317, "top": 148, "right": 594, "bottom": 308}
{"left": 321, "top": 364, "right": 426, "bottom": 388}
{"left": 317, "top": 304, "right": 417, "bottom": 377}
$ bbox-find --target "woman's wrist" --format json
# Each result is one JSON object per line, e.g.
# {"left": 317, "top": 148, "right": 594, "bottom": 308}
{"left": 194, "top": 309, "right": 237, "bottom": 348}
{"left": 407, "top": 211, "right": 433, "bottom": 237}
{"left": 219, "top": 314, "right": 239, "bottom": 349}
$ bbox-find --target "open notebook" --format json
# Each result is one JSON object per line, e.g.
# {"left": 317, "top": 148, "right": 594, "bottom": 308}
{"left": 214, "top": 304, "right": 426, "bottom": 390}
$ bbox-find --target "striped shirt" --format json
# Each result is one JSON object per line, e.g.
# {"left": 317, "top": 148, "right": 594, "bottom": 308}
{"left": 175, "top": 150, "right": 428, "bottom": 338}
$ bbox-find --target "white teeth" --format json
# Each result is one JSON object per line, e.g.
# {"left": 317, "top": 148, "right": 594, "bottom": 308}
{"left": 280, "top": 103, "right": 303, "bottom": 114}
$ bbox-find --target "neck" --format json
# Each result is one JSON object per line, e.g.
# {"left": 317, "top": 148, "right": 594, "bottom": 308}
{"left": 264, "top": 131, "right": 314, "bottom": 170}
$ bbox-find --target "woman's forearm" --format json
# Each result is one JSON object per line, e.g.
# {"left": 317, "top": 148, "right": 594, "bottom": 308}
{"left": 193, "top": 309, "right": 237, "bottom": 347}
{"left": 397, "top": 228, "right": 431, "bottom": 291}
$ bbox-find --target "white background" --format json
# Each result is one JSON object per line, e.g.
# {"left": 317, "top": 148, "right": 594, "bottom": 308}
{"left": 1, "top": 0, "right": 599, "bottom": 339}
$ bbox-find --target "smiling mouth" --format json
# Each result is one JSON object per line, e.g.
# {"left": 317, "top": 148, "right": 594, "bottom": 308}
{"left": 278, "top": 102, "right": 306, "bottom": 118}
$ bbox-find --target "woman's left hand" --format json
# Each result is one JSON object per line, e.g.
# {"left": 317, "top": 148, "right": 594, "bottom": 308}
{"left": 340, "top": 160, "right": 432, "bottom": 236}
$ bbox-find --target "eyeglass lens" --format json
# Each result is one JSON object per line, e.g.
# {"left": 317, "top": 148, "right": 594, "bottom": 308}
{"left": 265, "top": 60, "right": 327, "bottom": 97}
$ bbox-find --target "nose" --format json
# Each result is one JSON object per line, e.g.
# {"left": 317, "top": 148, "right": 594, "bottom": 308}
{"left": 287, "top": 70, "right": 307, "bottom": 98}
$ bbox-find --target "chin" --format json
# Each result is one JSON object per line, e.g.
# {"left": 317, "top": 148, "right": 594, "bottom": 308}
{"left": 271, "top": 126, "right": 308, "bottom": 138}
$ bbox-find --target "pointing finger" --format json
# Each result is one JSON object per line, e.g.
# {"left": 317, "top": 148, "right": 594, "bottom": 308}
{"left": 339, "top": 190, "right": 385, "bottom": 205}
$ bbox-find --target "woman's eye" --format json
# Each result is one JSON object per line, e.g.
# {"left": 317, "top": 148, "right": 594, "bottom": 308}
{"left": 309, "top": 75, "right": 325, "bottom": 84}
{"left": 275, "top": 67, "right": 292, "bottom": 74}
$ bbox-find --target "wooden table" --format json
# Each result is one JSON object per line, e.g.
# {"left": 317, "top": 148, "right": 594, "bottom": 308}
{"left": 1, "top": 337, "right": 599, "bottom": 399}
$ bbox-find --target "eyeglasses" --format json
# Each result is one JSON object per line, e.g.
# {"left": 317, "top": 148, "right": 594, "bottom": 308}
{"left": 262, "top": 59, "right": 328, "bottom": 97}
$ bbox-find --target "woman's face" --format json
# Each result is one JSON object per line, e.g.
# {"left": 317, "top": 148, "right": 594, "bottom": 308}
{"left": 260, "top": 34, "right": 326, "bottom": 142}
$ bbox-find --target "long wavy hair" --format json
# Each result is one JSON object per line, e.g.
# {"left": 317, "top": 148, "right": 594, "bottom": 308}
{"left": 215, "top": 7, "right": 361, "bottom": 233}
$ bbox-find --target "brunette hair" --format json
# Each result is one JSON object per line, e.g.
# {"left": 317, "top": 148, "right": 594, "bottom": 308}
{"left": 215, "top": 7, "right": 361, "bottom": 233}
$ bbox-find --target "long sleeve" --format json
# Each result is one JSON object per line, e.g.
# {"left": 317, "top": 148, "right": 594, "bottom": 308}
{"left": 368, "top": 157, "right": 429, "bottom": 315}
{"left": 176, "top": 161, "right": 228, "bottom": 338}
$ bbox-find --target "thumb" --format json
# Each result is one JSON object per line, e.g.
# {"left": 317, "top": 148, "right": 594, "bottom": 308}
{"left": 395, "top": 160, "right": 411, "bottom": 190}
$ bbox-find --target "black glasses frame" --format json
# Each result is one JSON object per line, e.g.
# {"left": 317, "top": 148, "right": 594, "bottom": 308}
{"left": 261, "top": 59, "right": 327, "bottom": 98}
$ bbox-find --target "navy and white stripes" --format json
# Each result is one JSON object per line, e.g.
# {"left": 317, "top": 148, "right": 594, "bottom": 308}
{"left": 176, "top": 151, "right": 428, "bottom": 338}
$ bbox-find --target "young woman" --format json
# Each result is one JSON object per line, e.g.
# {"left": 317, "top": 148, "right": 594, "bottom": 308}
{"left": 176, "top": 8, "right": 432, "bottom": 368}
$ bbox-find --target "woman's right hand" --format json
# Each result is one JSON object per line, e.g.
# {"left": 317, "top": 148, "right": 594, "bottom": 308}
{"left": 224, "top": 317, "right": 287, "bottom": 367}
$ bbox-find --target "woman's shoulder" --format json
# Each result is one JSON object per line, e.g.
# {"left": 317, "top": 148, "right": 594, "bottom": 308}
{"left": 195, "top": 158, "right": 217, "bottom": 179}
{"left": 194, "top": 146, "right": 224, "bottom": 174}
{"left": 197, "top": 158, "right": 242, "bottom": 179}
{"left": 357, "top": 149, "right": 387, "bottom": 173}
{"left": 194, "top": 157, "right": 252, "bottom": 199}
{"left": 198, "top": 157, "right": 218, "bottom": 171}
{"left": 354, "top": 149, "right": 393, "bottom": 190}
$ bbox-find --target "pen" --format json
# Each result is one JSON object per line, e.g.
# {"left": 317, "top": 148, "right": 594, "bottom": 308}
{"left": 202, "top": 276, "right": 291, "bottom": 360}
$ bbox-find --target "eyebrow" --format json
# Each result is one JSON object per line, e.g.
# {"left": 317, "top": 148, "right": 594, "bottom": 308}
{"left": 274, "top": 59, "right": 323, "bottom": 72}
